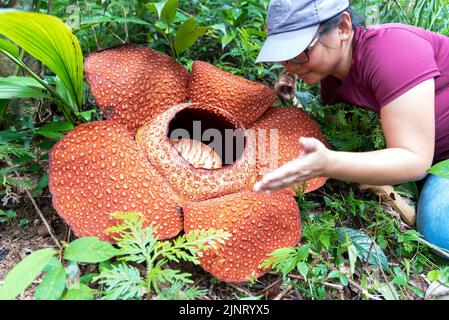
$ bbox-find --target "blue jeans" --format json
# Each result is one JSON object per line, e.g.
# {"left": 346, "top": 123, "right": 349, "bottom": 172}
{"left": 417, "top": 174, "right": 449, "bottom": 252}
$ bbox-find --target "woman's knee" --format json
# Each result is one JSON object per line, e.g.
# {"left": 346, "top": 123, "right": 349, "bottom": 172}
{"left": 417, "top": 174, "right": 449, "bottom": 252}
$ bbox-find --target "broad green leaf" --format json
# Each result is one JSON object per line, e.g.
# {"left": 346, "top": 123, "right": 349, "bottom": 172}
{"left": 36, "top": 121, "right": 74, "bottom": 139}
{"left": 146, "top": 1, "right": 167, "bottom": 19}
{"left": 174, "top": 18, "right": 209, "bottom": 56}
{"left": 0, "top": 37, "right": 19, "bottom": 58}
{"left": 75, "top": 109, "right": 96, "bottom": 122}
{"left": 62, "top": 283, "right": 94, "bottom": 300}
{"left": 64, "top": 237, "right": 119, "bottom": 263}
{"left": 428, "top": 159, "right": 449, "bottom": 179}
{"left": 0, "top": 76, "right": 45, "bottom": 89}
{"left": 35, "top": 257, "right": 67, "bottom": 300}
{"left": 0, "top": 11, "right": 84, "bottom": 109}
{"left": 0, "top": 130, "right": 28, "bottom": 143}
{"left": 0, "top": 79, "right": 51, "bottom": 100}
{"left": 0, "top": 248, "right": 55, "bottom": 300}
{"left": 336, "top": 227, "right": 390, "bottom": 272}
{"left": 161, "top": 0, "right": 179, "bottom": 24}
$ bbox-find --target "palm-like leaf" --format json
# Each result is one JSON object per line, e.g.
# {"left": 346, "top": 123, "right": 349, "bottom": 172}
{"left": 0, "top": 11, "right": 84, "bottom": 111}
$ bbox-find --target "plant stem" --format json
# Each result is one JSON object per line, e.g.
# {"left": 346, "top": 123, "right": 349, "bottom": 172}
{"left": 0, "top": 49, "right": 77, "bottom": 125}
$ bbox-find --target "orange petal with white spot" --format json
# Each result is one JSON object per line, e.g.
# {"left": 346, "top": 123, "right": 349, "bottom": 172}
{"left": 49, "top": 121, "right": 182, "bottom": 242}
{"left": 84, "top": 44, "right": 189, "bottom": 133}
{"left": 188, "top": 61, "right": 276, "bottom": 127}
{"left": 183, "top": 189, "right": 301, "bottom": 283}
{"left": 251, "top": 107, "right": 330, "bottom": 194}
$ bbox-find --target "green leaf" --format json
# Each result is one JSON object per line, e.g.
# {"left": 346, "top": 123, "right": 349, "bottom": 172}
{"left": 428, "top": 159, "right": 449, "bottom": 179}
{"left": 62, "top": 283, "right": 94, "bottom": 300}
{"left": 35, "top": 257, "right": 67, "bottom": 300}
{"left": 377, "top": 282, "right": 399, "bottom": 300}
{"left": 336, "top": 227, "right": 390, "bottom": 272}
{"left": 32, "top": 174, "right": 49, "bottom": 197}
{"left": 296, "top": 244, "right": 310, "bottom": 261}
{"left": 348, "top": 244, "right": 358, "bottom": 276}
{"left": 146, "top": 1, "right": 167, "bottom": 19}
{"left": 0, "top": 37, "right": 19, "bottom": 58}
{"left": 0, "top": 248, "right": 55, "bottom": 300}
{"left": 0, "top": 99, "right": 8, "bottom": 120}
{"left": 160, "top": 0, "right": 178, "bottom": 24}
{"left": 174, "top": 18, "right": 209, "bottom": 56}
{"left": 0, "top": 76, "right": 45, "bottom": 89}
{"left": 0, "top": 78, "right": 51, "bottom": 100}
{"left": 75, "top": 109, "right": 96, "bottom": 122}
{"left": 296, "top": 262, "right": 308, "bottom": 280}
{"left": 0, "top": 11, "right": 84, "bottom": 109}
{"left": 36, "top": 121, "right": 74, "bottom": 139}
{"left": 64, "top": 237, "right": 119, "bottom": 263}
{"left": 0, "top": 130, "right": 28, "bottom": 143}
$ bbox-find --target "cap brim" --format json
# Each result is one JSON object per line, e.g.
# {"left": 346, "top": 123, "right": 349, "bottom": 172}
{"left": 255, "top": 24, "right": 320, "bottom": 64}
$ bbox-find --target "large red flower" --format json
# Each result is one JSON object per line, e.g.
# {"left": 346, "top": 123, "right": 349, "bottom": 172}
{"left": 49, "top": 44, "right": 329, "bottom": 283}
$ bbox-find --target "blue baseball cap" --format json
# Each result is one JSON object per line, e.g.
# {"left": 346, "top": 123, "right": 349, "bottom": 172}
{"left": 256, "top": 0, "right": 350, "bottom": 63}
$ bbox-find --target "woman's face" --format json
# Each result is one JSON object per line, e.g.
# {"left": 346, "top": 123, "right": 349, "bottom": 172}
{"left": 283, "top": 12, "right": 353, "bottom": 84}
{"left": 284, "top": 30, "right": 340, "bottom": 84}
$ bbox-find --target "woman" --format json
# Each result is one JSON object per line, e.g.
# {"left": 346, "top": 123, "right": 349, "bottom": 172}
{"left": 253, "top": 0, "right": 449, "bottom": 252}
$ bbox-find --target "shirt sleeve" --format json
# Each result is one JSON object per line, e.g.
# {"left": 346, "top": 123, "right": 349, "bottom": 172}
{"left": 360, "top": 27, "right": 440, "bottom": 108}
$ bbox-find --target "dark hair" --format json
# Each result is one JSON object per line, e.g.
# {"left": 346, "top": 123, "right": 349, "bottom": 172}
{"left": 319, "top": 7, "right": 366, "bottom": 35}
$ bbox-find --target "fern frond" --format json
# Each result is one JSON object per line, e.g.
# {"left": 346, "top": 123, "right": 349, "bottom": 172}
{"left": 94, "top": 263, "right": 145, "bottom": 300}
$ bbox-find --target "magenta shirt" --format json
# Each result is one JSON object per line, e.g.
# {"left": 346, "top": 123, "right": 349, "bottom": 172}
{"left": 321, "top": 23, "right": 449, "bottom": 162}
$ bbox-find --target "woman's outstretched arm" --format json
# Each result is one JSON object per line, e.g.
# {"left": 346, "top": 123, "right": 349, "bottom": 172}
{"left": 254, "top": 78, "right": 435, "bottom": 191}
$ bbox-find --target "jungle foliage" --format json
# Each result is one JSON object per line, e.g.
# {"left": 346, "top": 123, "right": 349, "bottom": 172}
{"left": 0, "top": 0, "right": 449, "bottom": 300}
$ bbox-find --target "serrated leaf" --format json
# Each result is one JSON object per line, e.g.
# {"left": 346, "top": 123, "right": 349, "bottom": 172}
{"left": 336, "top": 227, "right": 390, "bottom": 272}
{"left": 35, "top": 257, "right": 67, "bottom": 300}
{"left": 0, "top": 248, "right": 55, "bottom": 300}
{"left": 64, "top": 237, "right": 119, "bottom": 263}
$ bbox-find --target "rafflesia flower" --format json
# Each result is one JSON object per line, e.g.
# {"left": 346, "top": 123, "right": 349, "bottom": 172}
{"left": 49, "top": 44, "right": 329, "bottom": 283}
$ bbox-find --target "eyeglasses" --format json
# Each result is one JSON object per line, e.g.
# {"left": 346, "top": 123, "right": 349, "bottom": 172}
{"left": 282, "top": 32, "right": 322, "bottom": 66}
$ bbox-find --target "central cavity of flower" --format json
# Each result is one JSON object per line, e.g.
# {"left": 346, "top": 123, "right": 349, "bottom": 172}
{"left": 168, "top": 108, "right": 246, "bottom": 169}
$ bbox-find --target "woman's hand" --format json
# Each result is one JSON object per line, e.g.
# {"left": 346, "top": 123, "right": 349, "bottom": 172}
{"left": 274, "top": 69, "right": 297, "bottom": 102}
{"left": 253, "top": 137, "right": 332, "bottom": 193}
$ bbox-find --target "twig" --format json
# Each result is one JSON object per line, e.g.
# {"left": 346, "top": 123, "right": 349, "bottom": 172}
{"left": 83, "top": 0, "right": 100, "bottom": 50}
{"left": 226, "top": 283, "right": 254, "bottom": 297}
{"left": 4, "top": 156, "right": 62, "bottom": 250}
{"left": 274, "top": 284, "right": 294, "bottom": 300}
{"left": 288, "top": 274, "right": 344, "bottom": 291}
